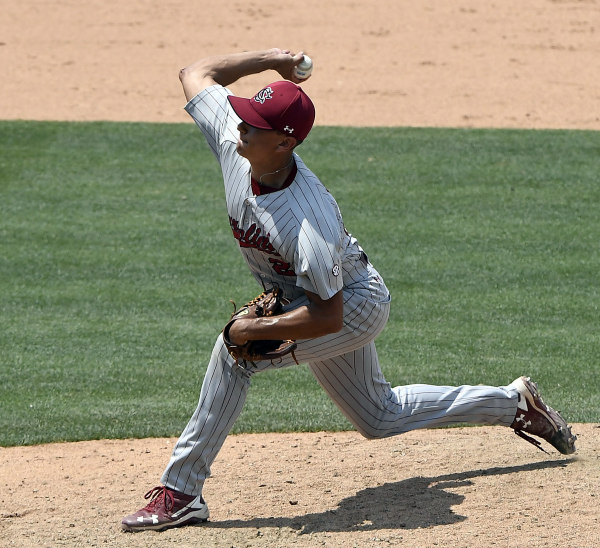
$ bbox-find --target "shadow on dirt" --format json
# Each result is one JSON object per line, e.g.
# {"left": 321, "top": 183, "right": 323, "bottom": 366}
{"left": 206, "top": 459, "right": 572, "bottom": 533}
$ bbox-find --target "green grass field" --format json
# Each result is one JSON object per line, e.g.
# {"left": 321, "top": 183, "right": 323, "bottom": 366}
{"left": 1, "top": 120, "right": 598, "bottom": 447}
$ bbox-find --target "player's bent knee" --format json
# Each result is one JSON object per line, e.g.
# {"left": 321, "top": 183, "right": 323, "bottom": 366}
{"left": 354, "top": 425, "right": 389, "bottom": 440}
{"left": 353, "top": 418, "right": 410, "bottom": 440}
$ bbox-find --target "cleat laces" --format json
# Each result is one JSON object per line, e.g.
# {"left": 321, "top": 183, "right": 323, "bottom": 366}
{"left": 514, "top": 430, "right": 550, "bottom": 454}
{"left": 143, "top": 486, "right": 174, "bottom": 512}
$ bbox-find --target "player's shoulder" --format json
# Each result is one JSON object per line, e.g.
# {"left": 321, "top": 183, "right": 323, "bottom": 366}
{"left": 293, "top": 156, "right": 325, "bottom": 189}
{"left": 184, "top": 84, "right": 240, "bottom": 158}
{"left": 293, "top": 160, "right": 337, "bottom": 204}
{"left": 288, "top": 160, "right": 342, "bottom": 225}
{"left": 185, "top": 84, "right": 232, "bottom": 112}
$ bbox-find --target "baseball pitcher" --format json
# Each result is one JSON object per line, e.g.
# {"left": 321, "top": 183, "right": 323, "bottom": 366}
{"left": 121, "top": 48, "right": 576, "bottom": 531}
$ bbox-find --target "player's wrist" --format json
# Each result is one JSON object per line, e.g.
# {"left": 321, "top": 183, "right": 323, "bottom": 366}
{"left": 226, "top": 319, "right": 249, "bottom": 346}
{"left": 263, "top": 48, "right": 298, "bottom": 79}
{"left": 261, "top": 49, "right": 287, "bottom": 73}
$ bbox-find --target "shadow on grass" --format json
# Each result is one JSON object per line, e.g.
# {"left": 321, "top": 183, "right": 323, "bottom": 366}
{"left": 204, "top": 459, "right": 573, "bottom": 533}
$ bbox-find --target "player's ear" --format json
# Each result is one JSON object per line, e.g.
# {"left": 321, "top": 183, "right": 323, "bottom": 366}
{"left": 277, "top": 135, "right": 298, "bottom": 151}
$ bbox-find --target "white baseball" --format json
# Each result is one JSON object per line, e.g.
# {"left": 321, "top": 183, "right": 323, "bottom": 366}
{"left": 294, "top": 55, "right": 313, "bottom": 80}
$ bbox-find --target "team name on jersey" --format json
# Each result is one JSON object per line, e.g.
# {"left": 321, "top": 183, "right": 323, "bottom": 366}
{"left": 229, "top": 216, "right": 295, "bottom": 276}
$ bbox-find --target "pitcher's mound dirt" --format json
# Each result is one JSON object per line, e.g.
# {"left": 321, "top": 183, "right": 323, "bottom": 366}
{"left": 2, "top": 427, "right": 600, "bottom": 548}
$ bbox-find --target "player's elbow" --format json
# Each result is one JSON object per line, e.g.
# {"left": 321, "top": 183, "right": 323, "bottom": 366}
{"left": 328, "top": 314, "right": 344, "bottom": 334}
{"left": 329, "top": 300, "right": 345, "bottom": 333}
{"left": 178, "top": 66, "right": 189, "bottom": 84}
{"left": 304, "top": 289, "right": 343, "bottom": 336}
{"left": 317, "top": 308, "right": 343, "bottom": 336}
{"left": 178, "top": 66, "right": 196, "bottom": 100}
{"left": 315, "top": 290, "right": 344, "bottom": 334}
{"left": 179, "top": 61, "right": 216, "bottom": 100}
{"left": 178, "top": 65, "right": 200, "bottom": 89}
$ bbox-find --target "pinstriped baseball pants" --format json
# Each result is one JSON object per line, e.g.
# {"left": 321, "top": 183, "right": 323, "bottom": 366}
{"left": 161, "top": 292, "right": 519, "bottom": 496}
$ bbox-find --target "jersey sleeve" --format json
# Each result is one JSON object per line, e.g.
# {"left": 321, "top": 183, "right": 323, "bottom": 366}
{"left": 184, "top": 85, "right": 240, "bottom": 160}
{"left": 294, "top": 219, "right": 345, "bottom": 300}
{"left": 286, "top": 177, "right": 346, "bottom": 300}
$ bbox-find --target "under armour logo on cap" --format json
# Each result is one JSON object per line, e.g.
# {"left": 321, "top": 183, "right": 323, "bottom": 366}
{"left": 228, "top": 81, "right": 316, "bottom": 141}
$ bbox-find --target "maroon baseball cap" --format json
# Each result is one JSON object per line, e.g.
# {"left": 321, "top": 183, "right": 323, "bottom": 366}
{"left": 228, "top": 81, "right": 315, "bottom": 142}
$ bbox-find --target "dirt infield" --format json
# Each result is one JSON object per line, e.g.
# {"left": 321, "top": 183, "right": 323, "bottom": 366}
{"left": 2, "top": 0, "right": 599, "bottom": 129}
{"left": 1, "top": 1, "right": 599, "bottom": 547}
{"left": 2, "top": 427, "right": 599, "bottom": 548}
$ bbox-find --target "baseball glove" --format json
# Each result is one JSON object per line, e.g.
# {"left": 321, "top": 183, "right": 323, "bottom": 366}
{"left": 223, "top": 287, "right": 298, "bottom": 366}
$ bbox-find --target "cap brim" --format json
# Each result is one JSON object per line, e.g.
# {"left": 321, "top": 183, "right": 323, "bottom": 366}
{"left": 227, "top": 95, "right": 273, "bottom": 130}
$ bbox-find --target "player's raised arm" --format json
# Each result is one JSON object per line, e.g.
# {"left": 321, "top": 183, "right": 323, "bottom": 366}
{"left": 179, "top": 48, "right": 308, "bottom": 101}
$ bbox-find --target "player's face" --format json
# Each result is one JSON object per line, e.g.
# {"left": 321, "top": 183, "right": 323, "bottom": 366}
{"left": 236, "top": 122, "right": 283, "bottom": 163}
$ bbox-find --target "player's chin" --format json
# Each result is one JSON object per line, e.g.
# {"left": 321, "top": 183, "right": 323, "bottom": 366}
{"left": 236, "top": 139, "right": 249, "bottom": 158}
{"left": 235, "top": 139, "right": 244, "bottom": 156}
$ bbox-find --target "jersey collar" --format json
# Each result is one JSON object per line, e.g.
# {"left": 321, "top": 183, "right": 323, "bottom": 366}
{"left": 251, "top": 163, "right": 297, "bottom": 196}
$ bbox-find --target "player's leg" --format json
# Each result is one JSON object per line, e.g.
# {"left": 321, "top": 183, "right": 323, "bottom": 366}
{"left": 160, "top": 335, "right": 249, "bottom": 495}
{"left": 122, "top": 332, "right": 312, "bottom": 531}
{"left": 123, "top": 334, "right": 254, "bottom": 531}
{"left": 308, "top": 348, "right": 575, "bottom": 454}
{"left": 147, "top": 295, "right": 388, "bottom": 515}
{"left": 307, "top": 342, "right": 518, "bottom": 439}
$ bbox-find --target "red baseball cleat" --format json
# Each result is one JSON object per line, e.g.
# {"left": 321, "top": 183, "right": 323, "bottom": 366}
{"left": 121, "top": 485, "right": 209, "bottom": 532}
{"left": 509, "top": 376, "right": 576, "bottom": 455}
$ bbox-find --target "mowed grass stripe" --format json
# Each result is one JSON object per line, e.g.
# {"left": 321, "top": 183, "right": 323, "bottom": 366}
{"left": 1, "top": 121, "right": 598, "bottom": 446}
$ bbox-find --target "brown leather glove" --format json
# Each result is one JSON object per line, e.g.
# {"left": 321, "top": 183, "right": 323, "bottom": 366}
{"left": 223, "top": 287, "right": 298, "bottom": 366}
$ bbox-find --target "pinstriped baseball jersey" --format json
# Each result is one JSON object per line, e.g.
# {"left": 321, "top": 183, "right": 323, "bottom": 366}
{"left": 185, "top": 85, "right": 373, "bottom": 302}
{"left": 159, "top": 83, "right": 520, "bottom": 498}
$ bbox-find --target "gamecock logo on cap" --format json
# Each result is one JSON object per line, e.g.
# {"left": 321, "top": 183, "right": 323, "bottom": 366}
{"left": 254, "top": 87, "right": 273, "bottom": 104}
